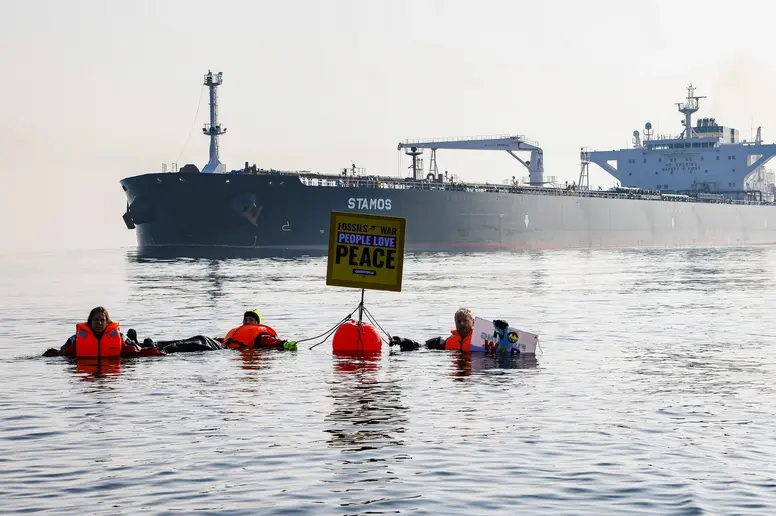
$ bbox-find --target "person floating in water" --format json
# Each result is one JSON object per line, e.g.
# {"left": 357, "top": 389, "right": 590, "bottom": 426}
{"left": 390, "top": 307, "right": 510, "bottom": 353}
{"left": 43, "top": 306, "right": 162, "bottom": 358}
{"left": 220, "top": 309, "right": 298, "bottom": 351}
{"left": 430, "top": 307, "right": 476, "bottom": 351}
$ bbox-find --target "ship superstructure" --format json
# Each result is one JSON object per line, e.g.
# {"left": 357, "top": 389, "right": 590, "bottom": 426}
{"left": 587, "top": 84, "right": 776, "bottom": 201}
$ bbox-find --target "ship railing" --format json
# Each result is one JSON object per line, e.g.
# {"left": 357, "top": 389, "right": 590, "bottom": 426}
{"left": 296, "top": 174, "right": 776, "bottom": 205}
{"left": 651, "top": 133, "right": 684, "bottom": 141}
{"left": 648, "top": 133, "right": 731, "bottom": 144}
{"left": 299, "top": 175, "right": 641, "bottom": 199}
{"left": 399, "top": 134, "right": 540, "bottom": 147}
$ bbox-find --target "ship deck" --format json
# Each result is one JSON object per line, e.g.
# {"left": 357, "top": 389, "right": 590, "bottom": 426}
{"left": 222, "top": 168, "right": 772, "bottom": 207}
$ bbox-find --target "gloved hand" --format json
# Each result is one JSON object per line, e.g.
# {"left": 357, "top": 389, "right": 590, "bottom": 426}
{"left": 390, "top": 336, "right": 419, "bottom": 351}
{"left": 42, "top": 348, "right": 61, "bottom": 357}
{"left": 283, "top": 340, "right": 298, "bottom": 351}
{"left": 126, "top": 328, "right": 138, "bottom": 344}
{"left": 425, "top": 336, "right": 445, "bottom": 350}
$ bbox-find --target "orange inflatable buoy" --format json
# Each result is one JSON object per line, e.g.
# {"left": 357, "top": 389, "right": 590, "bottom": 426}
{"left": 332, "top": 320, "right": 382, "bottom": 356}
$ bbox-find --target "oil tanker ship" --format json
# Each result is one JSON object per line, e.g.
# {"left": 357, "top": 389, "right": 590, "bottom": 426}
{"left": 120, "top": 71, "right": 776, "bottom": 252}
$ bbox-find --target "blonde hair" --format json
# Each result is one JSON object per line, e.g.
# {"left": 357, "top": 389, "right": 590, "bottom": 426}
{"left": 454, "top": 308, "right": 473, "bottom": 323}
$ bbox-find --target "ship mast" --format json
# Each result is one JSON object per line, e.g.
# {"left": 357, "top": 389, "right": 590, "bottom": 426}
{"left": 201, "top": 70, "right": 227, "bottom": 174}
{"left": 676, "top": 84, "right": 706, "bottom": 139}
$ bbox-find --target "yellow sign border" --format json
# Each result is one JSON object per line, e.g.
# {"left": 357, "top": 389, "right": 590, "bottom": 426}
{"left": 326, "top": 210, "right": 407, "bottom": 292}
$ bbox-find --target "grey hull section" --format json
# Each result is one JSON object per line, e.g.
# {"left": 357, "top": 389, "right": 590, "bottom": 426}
{"left": 120, "top": 173, "right": 776, "bottom": 252}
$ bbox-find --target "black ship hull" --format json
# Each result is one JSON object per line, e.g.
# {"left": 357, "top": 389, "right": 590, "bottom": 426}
{"left": 120, "top": 172, "right": 776, "bottom": 252}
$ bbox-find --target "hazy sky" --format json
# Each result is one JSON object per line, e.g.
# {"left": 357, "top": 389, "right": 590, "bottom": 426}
{"left": 2, "top": 0, "right": 776, "bottom": 250}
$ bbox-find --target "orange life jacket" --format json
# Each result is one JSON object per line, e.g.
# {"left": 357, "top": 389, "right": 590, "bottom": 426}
{"left": 75, "top": 321, "right": 123, "bottom": 358}
{"left": 224, "top": 324, "right": 278, "bottom": 349}
{"left": 444, "top": 329, "right": 472, "bottom": 352}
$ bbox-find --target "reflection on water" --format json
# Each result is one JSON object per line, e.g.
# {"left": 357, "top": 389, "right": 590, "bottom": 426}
{"left": 529, "top": 252, "right": 548, "bottom": 293}
{"left": 204, "top": 260, "right": 226, "bottom": 303}
{"left": 622, "top": 245, "right": 771, "bottom": 293}
{"left": 128, "top": 246, "right": 331, "bottom": 262}
{"left": 447, "top": 352, "right": 540, "bottom": 381}
{"left": 232, "top": 348, "right": 274, "bottom": 372}
{"left": 64, "top": 357, "right": 126, "bottom": 383}
{"left": 127, "top": 246, "right": 558, "bottom": 263}
{"left": 326, "top": 356, "right": 407, "bottom": 452}
{"left": 324, "top": 355, "right": 412, "bottom": 510}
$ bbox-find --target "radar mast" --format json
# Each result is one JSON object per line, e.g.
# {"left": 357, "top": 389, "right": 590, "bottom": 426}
{"left": 676, "top": 84, "right": 706, "bottom": 139}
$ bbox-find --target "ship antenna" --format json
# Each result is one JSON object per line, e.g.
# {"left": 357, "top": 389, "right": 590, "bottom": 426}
{"left": 404, "top": 146, "right": 423, "bottom": 180}
{"left": 201, "top": 70, "right": 227, "bottom": 174}
{"left": 675, "top": 83, "right": 706, "bottom": 139}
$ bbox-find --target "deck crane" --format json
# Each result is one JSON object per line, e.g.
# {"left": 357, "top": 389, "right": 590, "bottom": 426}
{"left": 397, "top": 134, "right": 545, "bottom": 185}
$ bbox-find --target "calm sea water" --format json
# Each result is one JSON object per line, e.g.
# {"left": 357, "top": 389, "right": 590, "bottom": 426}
{"left": 1, "top": 245, "right": 776, "bottom": 514}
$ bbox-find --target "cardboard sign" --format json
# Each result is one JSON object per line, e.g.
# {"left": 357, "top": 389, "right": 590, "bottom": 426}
{"left": 326, "top": 211, "right": 407, "bottom": 292}
{"left": 470, "top": 316, "right": 539, "bottom": 355}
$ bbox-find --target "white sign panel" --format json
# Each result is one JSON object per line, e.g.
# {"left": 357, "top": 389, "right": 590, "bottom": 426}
{"left": 470, "top": 317, "right": 539, "bottom": 355}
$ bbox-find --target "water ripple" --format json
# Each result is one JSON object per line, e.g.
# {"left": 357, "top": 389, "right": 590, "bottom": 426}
{"left": 1, "top": 247, "right": 776, "bottom": 513}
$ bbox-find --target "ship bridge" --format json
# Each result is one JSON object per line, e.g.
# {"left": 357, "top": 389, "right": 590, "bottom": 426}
{"left": 587, "top": 84, "right": 776, "bottom": 196}
{"left": 397, "top": 134, "right": 545, "bottom": 186}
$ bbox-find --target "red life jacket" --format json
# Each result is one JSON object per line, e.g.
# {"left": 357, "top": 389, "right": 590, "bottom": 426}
{"left": 75, "top": 321, "right": 123, "bottom": 358}
{"left": 444, "top": 330, "right": 472, "bottom": 352}
{"left": 224, "top": 324, "right": 278, "bottom": 349}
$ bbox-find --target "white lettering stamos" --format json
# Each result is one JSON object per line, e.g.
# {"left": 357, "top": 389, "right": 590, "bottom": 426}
{"left": 347, "top": 198, "right": 392, "bottom": 211}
